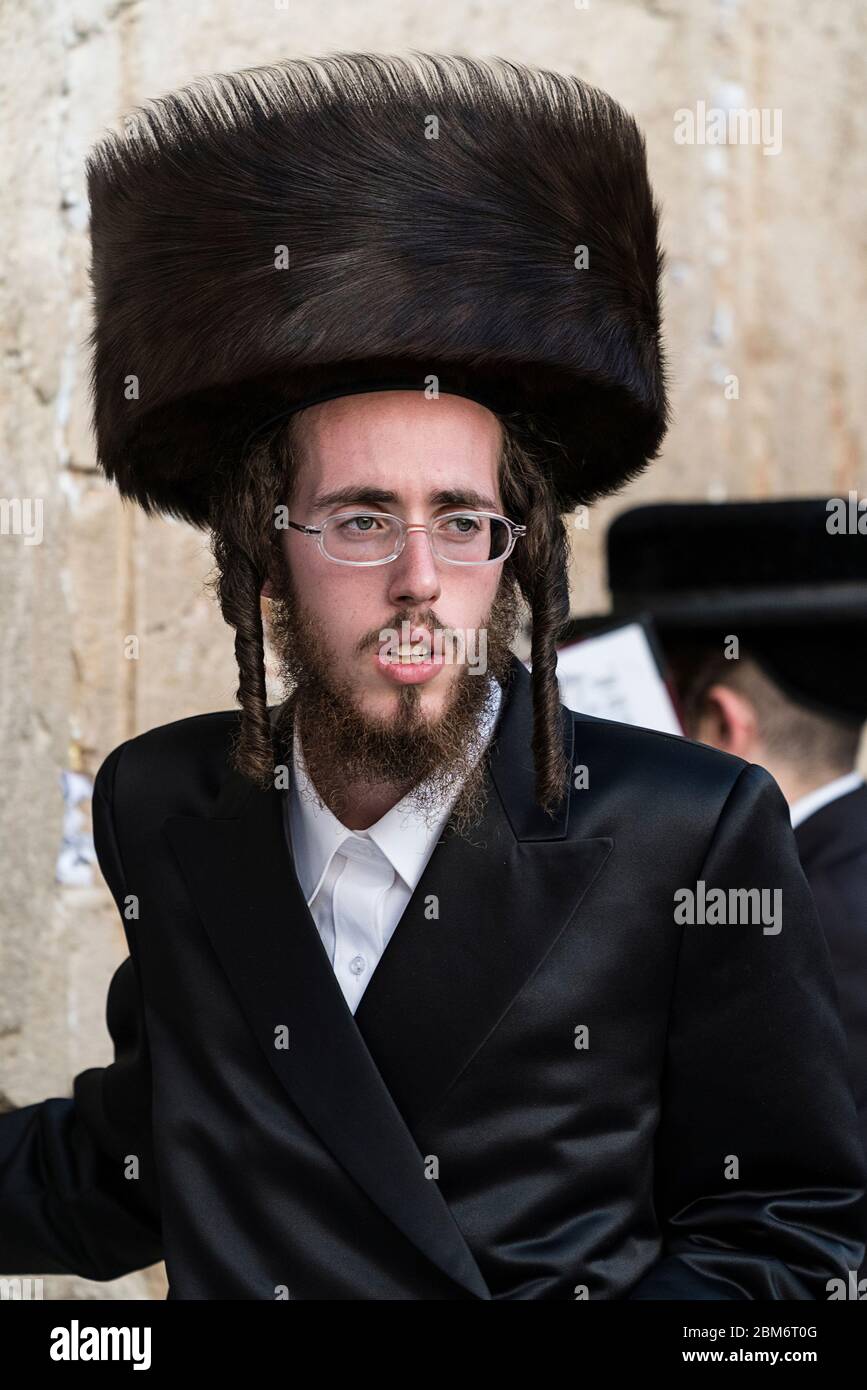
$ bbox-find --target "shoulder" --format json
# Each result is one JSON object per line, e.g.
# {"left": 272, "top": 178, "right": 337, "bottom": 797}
{"left": 569, "top": 708, "right": 749, "bottom": 795}
{"left": 566, "top": 708, "right": 785, "bottom": 843}
{"left": 93, "top": 707, "right": 246, "bottom": 823}
{"left": 796, "top": 785, "right": 867, "bottom": 875}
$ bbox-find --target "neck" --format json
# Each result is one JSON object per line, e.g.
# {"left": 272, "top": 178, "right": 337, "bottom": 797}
{"left": 762, "top": 759, "right": 855, "bottom": 809}
{"left": 333, "top": 778, "right": 414, "bottom": 831}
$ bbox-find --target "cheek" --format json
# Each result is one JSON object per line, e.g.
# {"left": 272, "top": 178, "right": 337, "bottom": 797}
{"left": 288, "top": 555, "right": 380, "bottom": 649}
{"left": 444, "top": 571, "right": 501, "bottom": 629}
{"left": 285, "top": 542, "right": 345, "bottom": 612}
{"left": 289, "top": 550, "right": 332, "bottom": 608}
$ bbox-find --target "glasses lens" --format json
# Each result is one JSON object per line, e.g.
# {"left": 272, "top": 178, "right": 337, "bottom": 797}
{"left": 432, "top": 514, "right": 509, "bottom": 563}
{"left": 322, "top": 513, "right": 402, "bottom": 562}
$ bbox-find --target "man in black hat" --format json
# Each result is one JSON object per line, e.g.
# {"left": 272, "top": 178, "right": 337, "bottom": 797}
{"left": 562, "top": 497, "right": 867, "bottom": 1279}
{"left": 0, "top": 56, "right": 864, "bottom": 1300}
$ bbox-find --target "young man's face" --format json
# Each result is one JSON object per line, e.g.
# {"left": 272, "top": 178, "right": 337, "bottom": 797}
{"left": 265, "top": 389, "right": 510, "bottom": 724}
{"left": 261, "top": 388, "right": 523, "bottom": 828}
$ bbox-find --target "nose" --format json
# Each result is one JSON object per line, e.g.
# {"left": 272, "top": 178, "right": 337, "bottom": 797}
{"left": 386, "top": 524, "right": 442, "bottom": 607}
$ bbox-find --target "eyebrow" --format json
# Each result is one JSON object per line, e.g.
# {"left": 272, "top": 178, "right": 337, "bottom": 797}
{"left": 309, "top": 485, "right": 501, "bottom": 513}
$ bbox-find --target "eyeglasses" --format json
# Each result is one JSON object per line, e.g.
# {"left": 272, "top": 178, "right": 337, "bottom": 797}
{"left": 283, "top": 510, "right": 527, "bottom": 566}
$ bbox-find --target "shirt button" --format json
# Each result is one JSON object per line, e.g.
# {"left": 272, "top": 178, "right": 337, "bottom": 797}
{"left": 349, "top": 955, "right": 367, "bottom": 976}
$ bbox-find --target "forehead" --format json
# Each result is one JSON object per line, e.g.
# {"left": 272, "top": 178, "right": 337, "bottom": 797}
{"left": 291, "top": 390, "right": 503, "bottom": 496}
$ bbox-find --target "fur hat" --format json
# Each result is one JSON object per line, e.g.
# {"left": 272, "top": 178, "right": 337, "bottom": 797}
{"left": 85, "top": 51, "right": 668, "bottom": 528}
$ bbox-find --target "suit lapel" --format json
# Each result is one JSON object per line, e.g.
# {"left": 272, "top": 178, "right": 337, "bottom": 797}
{"left": 163, "top": 783, "right": 490, "bottom": 1299}
{"left": 162, "top": 655, "right": 612, "bottom": 1299}
{"left": 353, "top": 658, "right": 613, "bottom": 1128}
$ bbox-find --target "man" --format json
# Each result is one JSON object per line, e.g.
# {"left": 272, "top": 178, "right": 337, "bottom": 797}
{"left": 560, "top": 497, "right": 867, "bottom": 1277}
{"left": 0, "top": 55, "right": 863, "bottom": 1300}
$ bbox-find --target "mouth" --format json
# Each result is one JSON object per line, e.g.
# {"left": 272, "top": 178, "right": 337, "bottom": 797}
{"left": 374, "top": 627, "right": 447, "bottom": 685}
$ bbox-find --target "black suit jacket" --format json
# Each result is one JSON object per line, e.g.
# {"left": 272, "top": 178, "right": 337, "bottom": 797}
{"left": 1, "top": 656, "right": 864, "bottom": 1299}
{"left": 795, "top": 786, "right": 867, "bottom": 1192}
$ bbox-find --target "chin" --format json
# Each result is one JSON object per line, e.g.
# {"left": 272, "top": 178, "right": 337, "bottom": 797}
{"left": 364, "top": 675, "right": 450, "bottom": 721}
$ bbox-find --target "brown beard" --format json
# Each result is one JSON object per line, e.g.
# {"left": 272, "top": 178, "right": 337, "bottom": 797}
{"left": 264, "top": 564, "right": 522, "bottom": 840}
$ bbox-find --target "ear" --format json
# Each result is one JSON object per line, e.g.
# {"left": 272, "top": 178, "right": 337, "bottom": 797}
{"left": 697, "top": 682, "right": 760, "bottom": 761}
{"left": 261, "top": 576, "right": 274, "bottom": 598}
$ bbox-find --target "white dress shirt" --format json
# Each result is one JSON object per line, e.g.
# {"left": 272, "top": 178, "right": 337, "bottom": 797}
{"left": 282, "top": 677, "right": 503, "bottom": 1014}
{"left": 789, "top": 770, "right": 865, "bottom": 830}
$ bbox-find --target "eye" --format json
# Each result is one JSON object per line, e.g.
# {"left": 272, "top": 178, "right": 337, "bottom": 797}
{"left": 441, "top": 513, "right": 483, "bottom": 533}
{"left": 337, "top": 513, "right": 386, "bottom": 533}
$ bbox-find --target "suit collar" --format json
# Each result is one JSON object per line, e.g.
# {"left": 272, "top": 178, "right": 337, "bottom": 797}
{"left": 789, "top": 771, "right": 865, "bottom": 831}
{"left": 794, "top": 781, "right": 867, "bottom": 872}
{"left": 162, "top": 654, "right": 612, "bottom": 1299}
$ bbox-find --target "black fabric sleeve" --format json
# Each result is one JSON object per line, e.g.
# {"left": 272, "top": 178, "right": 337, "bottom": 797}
{"left": 0, "top": 742, "right": 163, "bottom": 1280}
{"left": 627, "top": 762, "right": 867, "bottom": 1299}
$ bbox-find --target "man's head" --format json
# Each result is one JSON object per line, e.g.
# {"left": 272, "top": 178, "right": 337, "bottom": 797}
{"left": 263, "top": 391, "right": 521, "bottom": 830}
{"left": 263, "top": 391, "right": 513, "bottom": 711}
{"left": 208, "top": 388, "right": 573, "bottom": 824}
{"left": 665, "top": 639, "right": 862, "bottom": 804}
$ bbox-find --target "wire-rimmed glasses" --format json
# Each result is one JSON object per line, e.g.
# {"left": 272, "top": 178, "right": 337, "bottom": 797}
{"left": 284, "top": 510, "right": 526, "bottom": 566}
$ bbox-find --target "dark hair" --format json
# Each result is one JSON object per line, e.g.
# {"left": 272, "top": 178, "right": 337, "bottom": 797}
{"left": 206, "top": 408, "right": 572, "bottom": 814}
{"left": 665, "top": 639, "right": 861, "bottom": 778}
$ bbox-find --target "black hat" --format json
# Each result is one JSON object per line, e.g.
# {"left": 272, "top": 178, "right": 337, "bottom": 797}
{"left": 560, "top": 498, "right": 867, "bottom": 724}
{"left": 85, "top": 51, "right": 668, "bottom": 528}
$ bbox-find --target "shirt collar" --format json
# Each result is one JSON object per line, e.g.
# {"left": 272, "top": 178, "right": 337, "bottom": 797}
{"left": 287, "top": 676, "right": 503, "bottom": 906}
{"left": 789, "top": 770, "right": 865, "bottom": 829}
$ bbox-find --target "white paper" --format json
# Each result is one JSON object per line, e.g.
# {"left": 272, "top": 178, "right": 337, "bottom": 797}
{"left": 531, "top": 621, "right": 683, "bottom": 734}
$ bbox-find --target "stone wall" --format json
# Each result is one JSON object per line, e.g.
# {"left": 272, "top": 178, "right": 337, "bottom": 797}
{"left": 1, "top": 0, "right": 864, "bottom": 1299}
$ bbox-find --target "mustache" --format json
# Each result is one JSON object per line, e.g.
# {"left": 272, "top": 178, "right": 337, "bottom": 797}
{"left": 356, "top": 609, "right": 445, "bottom": 654}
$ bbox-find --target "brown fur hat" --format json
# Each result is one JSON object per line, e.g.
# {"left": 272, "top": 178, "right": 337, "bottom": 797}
{"left": 85, "top": 51, "right": 668, "bottom": 528}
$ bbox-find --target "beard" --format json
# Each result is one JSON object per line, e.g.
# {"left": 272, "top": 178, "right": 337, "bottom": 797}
{"left": 264, "top": 564, "right": 522, "bottom": 840}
